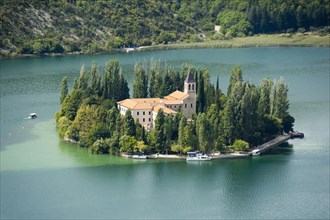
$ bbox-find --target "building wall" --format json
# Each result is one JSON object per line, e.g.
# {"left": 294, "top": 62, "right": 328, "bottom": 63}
{"left": 132, "top": 109, "right": 153, "bottom": 130}
{"left": 183, "top": 81, "right": 196, "bottom": 118}
{"left": 181, "top": 96, "right": 196, "bottom": 118}
{"left": 118, "top": 106, "right": 153, "bottom": 130}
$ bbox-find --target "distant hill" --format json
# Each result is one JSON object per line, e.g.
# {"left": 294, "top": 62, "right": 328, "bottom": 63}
{"left": 1, "top": 0, "right": 329, "bottom": 57}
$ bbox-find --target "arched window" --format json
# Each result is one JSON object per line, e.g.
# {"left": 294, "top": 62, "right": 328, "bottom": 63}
{"left": 188, "top": 84, "right": 191, "bottom": 90}
{"left": 192, "top": 84, "right": 195, "bottom": 90}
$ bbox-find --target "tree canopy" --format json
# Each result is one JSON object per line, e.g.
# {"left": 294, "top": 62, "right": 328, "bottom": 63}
{"left": 56, "top": 60, "right": 295, "bottom": 155}
{"left": 1, "top": 0, "right": 329, "bottom": 56}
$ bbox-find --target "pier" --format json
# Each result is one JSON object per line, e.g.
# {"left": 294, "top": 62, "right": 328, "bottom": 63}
{"left": 250, "top": 131, "right": 304, "bottom": 155}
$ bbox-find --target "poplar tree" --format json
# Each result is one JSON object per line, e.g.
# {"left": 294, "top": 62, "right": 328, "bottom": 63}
{"left": 223, "top": 81, "right": 244, "bottom": 144}
{"left": 91, "top": 61, "right": 101, "bottom": 96}
{"left": 240, "top": 83, "right": 259, "bottom": 145}
{"left": 102, "top": 60, "right": 114, "bottom": 99}
{"left": 258, "top": 78, "right": 273, "bottom": 117}
{"left": 133, "top": 63, "right": 148, "bottom": 98}
{"left": 274, "top": 77, "right": 289, "bottom": 120}
{"left": 149, "top": 61, "right": 159, "bottom": 98}
{"left": 78, "top": 64, "right": 88, "bottom": 90}
{"left": 60, "top": 76, "right": 68, "bottom": 104}
{"left": 227, "top": 65, "right": 243, "bottom": 96}
{"left": 73, "top": 77, "right": 78, "bottom": 90}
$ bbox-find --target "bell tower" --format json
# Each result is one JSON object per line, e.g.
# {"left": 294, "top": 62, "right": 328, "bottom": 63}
{"left": 183, "top": 70, "right": 196, "bottom": 116}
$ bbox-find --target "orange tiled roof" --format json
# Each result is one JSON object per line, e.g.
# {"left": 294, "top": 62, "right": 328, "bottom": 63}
{"left": 152, "top": 104, "right": 177, "bottom": 114}
{"left": 117, "top": 98, "right": 162, "bottom": 110}
{"left": 162, "top": 99, "right": 183, "bottom": 105}
{"left": 118, "top": 90, "right": 188, "bottom": 111}
{"left": 164, "top": 90, "right": 189, "bottom": 100}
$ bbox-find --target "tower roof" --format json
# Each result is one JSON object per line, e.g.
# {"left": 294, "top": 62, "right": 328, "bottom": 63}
{"left": 185, "top": 70, "right": 196, "bottom": 83}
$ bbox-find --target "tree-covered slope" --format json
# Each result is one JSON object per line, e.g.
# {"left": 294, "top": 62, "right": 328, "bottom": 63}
{"left": 1, "top": 0, "right": 329, "bottom": 56}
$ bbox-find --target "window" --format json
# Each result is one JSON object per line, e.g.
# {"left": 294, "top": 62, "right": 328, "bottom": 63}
{"left": 143, "top": 111, "right": 145, "bottom": 115}
{"left": 185, "top": 103, "right": 187, "bottom": 108}
{"left": 191, "top": 103, "right": 193, "bottom": 108}
{"left": 192, "top": 84, "right": 195, "bottom": 90}
{"left": 149, "top": 111, "right": 151, "bottom": 115}
{"left": 143, "top": 118, "right": 145, "bottom": 122}
{"left": 189, "top": 84, "right": 191, "bottom": 90}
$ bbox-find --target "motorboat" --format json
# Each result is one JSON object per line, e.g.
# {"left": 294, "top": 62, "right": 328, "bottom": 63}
{"left": 186, "top": 152, "right": 211, "bottom": 161}
{"left": 132, "top": 152, "right": 147, "bottom": 159}
{"left": 28, "top": 113, "right": 37, "bottom": 119}
{"left": 251, "top": 149, "right": 260, "bottom": 156}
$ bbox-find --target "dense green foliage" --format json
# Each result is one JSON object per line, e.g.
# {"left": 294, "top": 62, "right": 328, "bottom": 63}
{"left": 56, "top": 59, "right": 295, "bottom": 155}
{"left": 1, "top": 0, "right": 329, "bottom": 56}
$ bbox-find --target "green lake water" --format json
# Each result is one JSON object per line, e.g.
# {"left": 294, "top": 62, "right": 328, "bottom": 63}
{"left": 0, "top": 48, "right": 329, "bottom": 219}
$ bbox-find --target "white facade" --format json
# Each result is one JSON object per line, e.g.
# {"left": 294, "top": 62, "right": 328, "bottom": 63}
{"left": 117, "top": 71, "right": 196, "bottom": 130}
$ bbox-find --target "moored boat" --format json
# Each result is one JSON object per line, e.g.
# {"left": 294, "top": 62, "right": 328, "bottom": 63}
{"left": 186, "top": 152, "right": 211, "bottom": 161}
{"left": 251, "top": 149, "right": 261, "bottom": 156}
{"left": 132, "top": 152, "right": 148, "bottom": 159}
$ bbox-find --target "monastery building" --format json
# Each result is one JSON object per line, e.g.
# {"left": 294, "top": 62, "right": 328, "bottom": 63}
{"left": 117, "top": 71, "right": 196, "bottom": 131}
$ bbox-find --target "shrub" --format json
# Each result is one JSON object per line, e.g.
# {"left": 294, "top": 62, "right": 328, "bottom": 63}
{"left": 232, "top": 140, "right": 250, "bottom": 152}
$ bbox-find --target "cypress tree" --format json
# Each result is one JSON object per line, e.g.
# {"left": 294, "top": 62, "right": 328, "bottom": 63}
{"left": 154, "top": 108, "right": 165, "bottom": 152}
{"left": 197, "top": 74, "right": 205, "bottom": 113}
{"left": 123, "top": 109, "right": 136, "bottom": 136}
{"left": 178, "top": 116, "right": 187, "bottom": 147}
{"left": 60, "top": 76, "right": 68, "bottom": 104}
{"left": 196, "top": 113, "right": 210, "bottom": 153}
{"left": 110, "top": 60, "right": 120, "bottom": 100}
{"left": 73, "top": 77, "right": 79, "bottom": 90}
{"left": 119, "top": 68, "right": 129, "bottom": 100}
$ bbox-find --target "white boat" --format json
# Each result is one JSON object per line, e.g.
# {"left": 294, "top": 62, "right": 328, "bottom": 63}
{"left": 28, "top": 113, "right": 37, "bottom": 119}
{"left": 132, "top": 153, "right": 147, "bottom": 159}
{"left": 125, "top": 48, "right": 135, "bottom": 53}
{"left": 186, "top": 152, "right": 211, "bottom": 161}
{"left": 251, "top": 149, "right": 260, "bottom": 156}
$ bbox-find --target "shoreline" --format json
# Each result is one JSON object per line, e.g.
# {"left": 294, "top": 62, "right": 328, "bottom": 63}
{"left": 122, "top": 152, "right": 251, "bottom": 160}
{"left": 1, "top": 33, "right": 329, "bottom": 60}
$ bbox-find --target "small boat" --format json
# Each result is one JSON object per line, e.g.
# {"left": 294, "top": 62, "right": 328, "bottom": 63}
{"left": 290, "top": 131, "right": 304, "bottom": 139}
{"left": 186, "top": 152, "right": 211, "bottom": 161}
{"left": 251, "top": 149, "right": 260, "bottom": 156}
{"left": 28, "top": 113, "right": 37, "bottom": 119}
{"left": 125, "top": 48, "right": 135, "bottom": 53}
{"left": 132, "top": 152, "right": 147, "bottom": 159}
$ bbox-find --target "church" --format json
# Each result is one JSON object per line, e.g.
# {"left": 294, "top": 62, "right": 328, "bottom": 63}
{"left": 117, "top": 71, "right": 196, "bottom": 131}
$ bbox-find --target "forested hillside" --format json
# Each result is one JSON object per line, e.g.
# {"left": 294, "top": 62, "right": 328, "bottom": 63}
{"left": 1, "top": 0, "right": 329, "bottom": 56}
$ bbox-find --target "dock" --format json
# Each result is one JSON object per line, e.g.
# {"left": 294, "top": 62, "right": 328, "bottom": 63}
{"left": 251, "top": 131, "right": 304, "bottom": 155}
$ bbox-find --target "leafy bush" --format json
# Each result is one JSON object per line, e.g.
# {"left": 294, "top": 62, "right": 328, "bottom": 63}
{"left": 232, "top": 140, "right": 250, "bottom": 152}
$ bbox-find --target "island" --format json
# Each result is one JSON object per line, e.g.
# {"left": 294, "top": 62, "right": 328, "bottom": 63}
{"left": 55, "top": 60, "right": 298, "bottom": 158}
